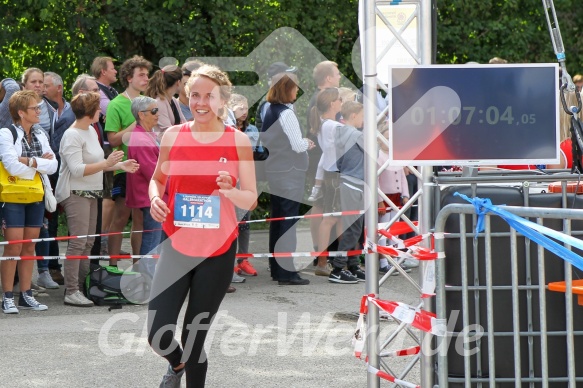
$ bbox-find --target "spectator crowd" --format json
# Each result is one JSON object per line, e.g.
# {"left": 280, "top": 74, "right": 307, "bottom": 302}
{"left": 0, "top": 56, "right": 418, "bottom": 315}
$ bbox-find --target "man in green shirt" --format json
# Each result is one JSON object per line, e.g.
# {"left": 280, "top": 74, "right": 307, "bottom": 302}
{"left": 105, "top": 55, "right": 152, "bottom": 265}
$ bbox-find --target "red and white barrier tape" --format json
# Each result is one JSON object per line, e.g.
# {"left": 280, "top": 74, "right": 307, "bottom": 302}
{"left": 379, "top": 346, "right": 420, "bottom": 358}
{"left": 0, "top": 230, "right": 150, "bottom": 246}
{"left": 236, "top": 249, "right": 365, "bottom": 258}
{"left": 367, "top": 364, "right": 420, "bottom": 388}
{"left": 352, "top": 295, "right": 445, "bottom": 357}
{"left": 371, "top": 235, "right": 437, "bottom": 297}
{"left": 367, "top": 296, "right": 446, "bottom": 336}
{"left": 377, "top": 230, "right": 431, "bottom": 249}
{"left": 0, "top": 249, "right": 367, "bottom": 261}
{"left": 242, "top": 209, "right": 365, "bottom": 224}
{"left": 0, "top": 220, "right": 418, "bottom": 247}
{"left": 241, "top": 208, "right": 416, "bottom": 225}
{"left": 0, "top": 255, "right": 158, "bottom": 261}
{"left": 352, "top": 296, "right": 445, "bottom": 387}
{"left": 0, "top": 243, "right": 436, "bottom": 261}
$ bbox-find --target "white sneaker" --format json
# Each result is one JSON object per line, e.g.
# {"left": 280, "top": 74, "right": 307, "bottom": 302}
{"left": 159, "top": 364, "right": 184, "bottom": 388}
{"left": 232, "top": 272, "right": 246, "bottom": 283}
{"left": 64, "top": 291, "right": 94, "bottom": 307}
{"left": 37, "top": 271, "right": 59, "bottom": 289}
{"left": 403, "top": 258, "right": 419, "bottom": 268}
{"left": 307, "top": 186, "right": 323, "bottom": 202}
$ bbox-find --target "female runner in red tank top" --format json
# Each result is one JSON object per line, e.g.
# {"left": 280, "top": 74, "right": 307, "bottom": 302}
{"left": 147, "top": 64, "right": 257, "bottom": 388}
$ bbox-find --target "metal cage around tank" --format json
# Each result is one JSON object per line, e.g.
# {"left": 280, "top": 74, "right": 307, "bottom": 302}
{"left": 432, "top": 177, "right": 583, "bottom": 387}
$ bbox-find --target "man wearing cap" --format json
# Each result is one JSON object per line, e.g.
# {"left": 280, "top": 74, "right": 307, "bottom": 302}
{"left": 255, "top": 62, "right": 297, "bottom": 132}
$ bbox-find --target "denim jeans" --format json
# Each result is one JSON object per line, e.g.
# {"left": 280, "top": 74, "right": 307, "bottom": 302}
{"left": 139, "top": 207, "right": 161, "bottom": 278}
{"left": 36, "top": 222, "right": 50, "bottom": 272}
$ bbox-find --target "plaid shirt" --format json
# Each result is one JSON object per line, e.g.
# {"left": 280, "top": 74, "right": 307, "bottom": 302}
{"left": 21, "top": 130, "right": 43, "bottom": 159}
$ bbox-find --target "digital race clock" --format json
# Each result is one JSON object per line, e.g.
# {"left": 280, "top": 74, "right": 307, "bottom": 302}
{"left": 389, "top": 64, "right": 559, "bottom": 166}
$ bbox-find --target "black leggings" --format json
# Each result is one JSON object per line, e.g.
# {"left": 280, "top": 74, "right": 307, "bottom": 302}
{"left": 147, "top": 239, "right": 235, "bottom": 388}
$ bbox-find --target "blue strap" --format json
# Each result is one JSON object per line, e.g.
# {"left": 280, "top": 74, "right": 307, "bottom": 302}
{"left": 455, "top": 192, "right": 493, "bottom": 235}
{"left": 454, "top": 192, "right": 583, "bottom": 271}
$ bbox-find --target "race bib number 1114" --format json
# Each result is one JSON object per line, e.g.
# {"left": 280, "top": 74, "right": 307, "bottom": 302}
{"left": 173, "top": 193, "right": 220, "bottom": 228}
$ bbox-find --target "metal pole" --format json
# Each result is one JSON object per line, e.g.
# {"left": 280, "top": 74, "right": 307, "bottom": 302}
{"left": 363, "top": 0, "right": 380, "bottom": 387}
{"left": 419, "top": 0, "right": 435, "bottom": 387}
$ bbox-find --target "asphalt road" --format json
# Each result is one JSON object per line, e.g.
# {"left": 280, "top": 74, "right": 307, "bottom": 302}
{"left": 0, "top": 229, "right": 423, "bottom": 388}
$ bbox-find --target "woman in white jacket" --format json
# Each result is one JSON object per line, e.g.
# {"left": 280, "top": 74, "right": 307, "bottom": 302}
{"left": 0, "top": 90, "right": 58, "bottom": 314}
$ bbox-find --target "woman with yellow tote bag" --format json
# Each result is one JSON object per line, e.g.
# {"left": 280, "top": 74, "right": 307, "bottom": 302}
{"left": 0, "top": 90, "right": 58, "bottom": 314}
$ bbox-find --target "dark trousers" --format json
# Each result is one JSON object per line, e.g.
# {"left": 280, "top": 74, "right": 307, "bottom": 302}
{"left": 89, "top": 198, "right": 103, "bottom": 267}
{"left": 147, "top": 239, "right": 235, "bottom": 388}
{"left": 333, "top": 179, "right": 364, "bottom": 269}
{"left": 266, "top": 169, "right": 306, "bottom": 281}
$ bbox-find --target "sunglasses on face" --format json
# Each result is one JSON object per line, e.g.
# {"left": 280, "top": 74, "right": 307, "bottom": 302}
{"left": 140, "top": 108, "right": 159, "bottom": 115}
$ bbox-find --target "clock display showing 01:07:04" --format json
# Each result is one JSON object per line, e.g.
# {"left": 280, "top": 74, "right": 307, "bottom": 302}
{"left": 408, "top": 106, "right": 537, "bottom": 126}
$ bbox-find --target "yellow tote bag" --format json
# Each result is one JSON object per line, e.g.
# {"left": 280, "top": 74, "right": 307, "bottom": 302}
{"left": 0, "top": 165, "right": 44, "bottom": 203}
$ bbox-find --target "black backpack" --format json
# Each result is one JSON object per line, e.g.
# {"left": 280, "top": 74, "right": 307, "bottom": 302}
{"left": 84, "top": 264, "right": 151, "bottom": 306}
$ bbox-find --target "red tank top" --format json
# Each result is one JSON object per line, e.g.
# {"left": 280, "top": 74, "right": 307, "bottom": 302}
{"left": 163, "top": 123, "right": 239, "bottom": 257}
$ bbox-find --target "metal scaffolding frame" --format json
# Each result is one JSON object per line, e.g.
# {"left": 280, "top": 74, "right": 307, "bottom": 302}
{"left": 362, "top": 0, "right": 434, "bottom": 387}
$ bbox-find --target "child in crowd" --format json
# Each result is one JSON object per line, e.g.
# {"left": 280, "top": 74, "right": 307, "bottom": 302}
{"left": 330, "top": 100, "right": 366, "bottom": 283}
{"left": 377, "top": 123, "right": 412, "bottom": 274}
{"left": 377, "top": 123, "right": 409, "bottom": 222}
{"left": 309, "top": 88, "right": 343, "bottom": 275}
{"left": 229, "top": 94, "right": 260, "bottom": 279}
{"left": 308, "top": 87, "right": 357, "bottom": 200}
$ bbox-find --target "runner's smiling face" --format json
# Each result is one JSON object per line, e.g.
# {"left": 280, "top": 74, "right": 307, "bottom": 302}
{"left": 188, "top": 76, "right": 225, "bottom": 124}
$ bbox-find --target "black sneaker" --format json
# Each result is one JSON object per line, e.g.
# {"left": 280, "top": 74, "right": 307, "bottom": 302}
{"left": 18, "top": 289, "right": 48, "bottom": 311}
{"left": 349, "top": 266, "right": 366, "bottom": 282}
{"left": 328, "top": 269, "right": 358, "bottom": 284}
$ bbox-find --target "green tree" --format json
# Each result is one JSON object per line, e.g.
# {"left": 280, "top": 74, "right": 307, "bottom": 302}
{"left": 0, "top": 0, "right": 360, "bottom": 95}
{"left": 435, "top": 0, "right": 583, "bottom": 74}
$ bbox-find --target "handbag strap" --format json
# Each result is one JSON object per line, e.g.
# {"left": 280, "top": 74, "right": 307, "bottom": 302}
{"left": 9, "top": 124, "right": 18, "bottom": 144}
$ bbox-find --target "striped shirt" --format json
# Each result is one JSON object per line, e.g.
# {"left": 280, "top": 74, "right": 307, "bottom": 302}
{"left": 279, "top": 103, "right": 309, "bottom": 153}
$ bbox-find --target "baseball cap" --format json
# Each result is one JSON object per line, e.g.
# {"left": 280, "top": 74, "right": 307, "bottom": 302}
{"left": 267, "top": 62, "right": 297, "bottom": 78}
